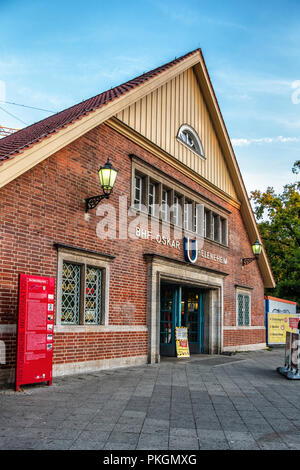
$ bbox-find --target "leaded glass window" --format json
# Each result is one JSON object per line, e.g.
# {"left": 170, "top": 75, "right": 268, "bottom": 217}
{"left": 61, "top": 261, "right": 103, "bottom": 326}
{"left": 85, "top": 267, "right": 102, "bottom": 324}
{"left": 237, "top": 293, "right": 250, "bottom": 326}
{"left": 61, "top": 262, "right": 81, "bottom": 324}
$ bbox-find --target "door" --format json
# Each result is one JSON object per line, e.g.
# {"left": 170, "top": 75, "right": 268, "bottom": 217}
{"left": 182, "top": 288, "right": 204, "bottom": 354}
{"left": 160, "top": 284, "right": 179, "bottom": 356}
{"left": 160, "top": 284, "right": 205, "bottom": 356}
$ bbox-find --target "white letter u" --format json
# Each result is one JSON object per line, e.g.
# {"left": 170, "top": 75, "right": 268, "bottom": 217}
{"left": 184, "top": 237, "right": 198, "bottom": 263}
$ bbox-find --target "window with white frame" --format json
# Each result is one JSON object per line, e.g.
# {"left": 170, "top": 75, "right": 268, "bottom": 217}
{"left": 193, "top": 203, "right": 198, "bottom": 234}
{"left": 213, "top": 214, "right": 220, "bottom": 243}
{"left": 203, "top": 208, "right": 227, "bottom": 245}
{"left": 161, "top": 187, "right": 170, "bottom": 222}
{"left": 221, "top": 218, "right": 228, "bottom": 245}
{"left": 148, "top": 180, "right": 157, "bottom": 216}
{"left": 134, "top": 174, "right": 144, "bottom": 210}
{"left": 177, "top": 124, "right": 205, "bottom": 159}
{"left": 131, "top": 165, "right": 228, "bottom": 246}
{"left": 204, "top": 209, "right": 211, "bottom": 239}
{"left": 236, "top": 291, "right": 251, "bottom": 326}
{"left": 184, "top": 199, "right": 193, "bottom": 231}
{"left": 194, "top": 203, "right": 203, "bottom": 235}
{"left": 173, "top": 193, "right": 182, "bottom": 226}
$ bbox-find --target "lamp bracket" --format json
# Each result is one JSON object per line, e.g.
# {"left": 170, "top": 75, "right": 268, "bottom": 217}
{"left": 85, "top": 193, "right": 110, "bottom": 212}
{"left": 241, "top": 257, "right": 256, "bottom": 266}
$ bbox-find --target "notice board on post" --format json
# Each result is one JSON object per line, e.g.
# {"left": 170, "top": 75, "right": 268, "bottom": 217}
{"left": 175, "top": 327, "right": 190, "bottom": 358}
{"left": 16, "top": 274, "right": 55, "bottom": 391}
{"left": 267, "top": 313, "right": 300, "bottom": 345}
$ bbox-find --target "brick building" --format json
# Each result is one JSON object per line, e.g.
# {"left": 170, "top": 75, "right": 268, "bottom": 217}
{"left": 0, "top": 49, "right": 275, "bottom": 384}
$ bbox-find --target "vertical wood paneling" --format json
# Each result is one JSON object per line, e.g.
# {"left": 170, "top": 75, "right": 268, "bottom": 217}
{"left": 157, "top": 87, "right": 161, "bottom": 146}
{"left": 115, "top": 68, "right": 237, "bottom": 198}
{"left": 161, "top": 84, "right": 166, "bottom": 154}
{"left": 165, "top": 81, "right": 171, "bottom": 154}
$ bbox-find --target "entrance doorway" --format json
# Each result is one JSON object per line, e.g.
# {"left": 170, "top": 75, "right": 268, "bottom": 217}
{"left": 160, "top": 283, "right": 205, "bottom": 357}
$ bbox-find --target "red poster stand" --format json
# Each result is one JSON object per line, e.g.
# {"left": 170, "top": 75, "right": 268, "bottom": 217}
{"left": 15, "top": 274, "right": 55, "bottom": 391}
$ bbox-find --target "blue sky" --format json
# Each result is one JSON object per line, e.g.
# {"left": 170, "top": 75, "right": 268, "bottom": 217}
{"left": 0, "top": 0, "right": 299, "bottom": 194}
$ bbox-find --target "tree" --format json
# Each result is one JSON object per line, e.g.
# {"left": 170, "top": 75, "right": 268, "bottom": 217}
{"left": 251, "top": 161, "right": 300, "bottom": 306}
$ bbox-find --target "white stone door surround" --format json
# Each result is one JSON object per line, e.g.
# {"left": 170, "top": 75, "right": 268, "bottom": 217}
{"left": 144, "top": 254, "right": 226, "bottom": 363}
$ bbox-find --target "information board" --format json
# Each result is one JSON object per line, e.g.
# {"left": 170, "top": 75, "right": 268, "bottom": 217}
{"left": 277, "top": 330, "right": 300, "bottom": 380}
{"left": 175, "top": 327, "right": 190, "bottom": 358}
{"left": 16, "top": 274, "right": 55, "bottom": 391}
{"left": 267, "top": 313, "right": 300, "bottom": 345}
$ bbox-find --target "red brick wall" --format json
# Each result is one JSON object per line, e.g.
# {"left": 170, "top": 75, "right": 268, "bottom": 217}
{"left": 53, "top": 332, "right": 148, "bottom": 364}
{"left": 224, "top": 329, "right": 265, "bottom": 348}
{"left": 0, "top": 122, "right": 266, "bottom": 375}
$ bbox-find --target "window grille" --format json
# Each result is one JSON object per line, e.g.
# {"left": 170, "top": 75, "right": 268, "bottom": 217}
{"left": 177, "top": 124, "right": 205, "bottom": 158}
{"left": 61, "top": 262, "right": 81, "bottom": 324}
{"left": 237, "top": 293, "right": 250, "bottom": 326}
{"left": 85, "top": 267, "right": 102, "bottom": 324}
{"left": 61, "top": 261, "right": 103, "bottom": 325}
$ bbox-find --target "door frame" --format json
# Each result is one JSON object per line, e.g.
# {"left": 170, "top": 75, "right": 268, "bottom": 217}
{"left": 145, "top": 254, "right": 226, "bottom": 363}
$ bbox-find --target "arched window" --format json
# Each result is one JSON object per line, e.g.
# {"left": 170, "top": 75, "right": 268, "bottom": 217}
{"left": 177, "top": 124, "right": 205, "bottom": 159}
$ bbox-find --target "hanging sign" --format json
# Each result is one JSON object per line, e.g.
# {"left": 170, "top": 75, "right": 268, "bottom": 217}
{"left": 15, "top": 274, "right": 55, "bottom": 391}
{"left": 175, "top": 327, "right": 190, "bottom": 358}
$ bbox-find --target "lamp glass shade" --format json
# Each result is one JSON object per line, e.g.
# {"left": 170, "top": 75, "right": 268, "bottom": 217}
{"left": 252, "top": 239, "right": 262, "bottom": 257}
{"left": 98, "top": 158, "right": 118, "bottom": 193}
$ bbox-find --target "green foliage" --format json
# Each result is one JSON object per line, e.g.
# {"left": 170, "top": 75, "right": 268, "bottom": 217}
{"left": 251, "top": 162, "right": 300, "bottom": 306}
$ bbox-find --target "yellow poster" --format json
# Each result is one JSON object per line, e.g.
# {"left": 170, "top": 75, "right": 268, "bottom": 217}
{"left": 268, "top": 313, "right": 300, "bottom": 344}
{"left": 175, "top": 327, "right": 190, "bottom": 358}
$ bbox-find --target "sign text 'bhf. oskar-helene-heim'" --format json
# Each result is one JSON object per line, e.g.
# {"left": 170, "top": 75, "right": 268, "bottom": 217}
{"left": 135, "top": 227, "right": 228, "bottom": 265}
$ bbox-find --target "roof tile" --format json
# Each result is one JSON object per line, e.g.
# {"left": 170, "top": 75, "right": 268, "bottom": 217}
{"left": 0, "top": 49, "right": 200, "bottom": 163}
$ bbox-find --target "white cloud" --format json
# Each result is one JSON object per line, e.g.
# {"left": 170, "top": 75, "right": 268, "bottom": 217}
{"left": 243, "top": 169, "right": 294, "bottom": 195}
{"left": 213, "top": 69, "right": 292, "bottom": 97}
{"left": 152, "top": 1, "right": 247, "bottom": 30}
{"left": 232, "top": 136, "right": 300, "bottom": 147}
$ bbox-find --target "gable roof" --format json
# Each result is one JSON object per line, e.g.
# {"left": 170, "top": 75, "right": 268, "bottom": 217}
{"left": 0, "top": 48, "right": 275, "bottom": 288}
{"left": 0, "top": 49, "right": 199, "bottom": 163}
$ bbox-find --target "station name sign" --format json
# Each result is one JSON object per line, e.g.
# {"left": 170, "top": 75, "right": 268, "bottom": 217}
{"left": 135, "top": 227, "right": 180, "bottom": 249}
{"left": 135, "top": 227, "right": 228, "bottom": 265}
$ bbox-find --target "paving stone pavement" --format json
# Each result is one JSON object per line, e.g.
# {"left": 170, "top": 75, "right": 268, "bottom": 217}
{"left": 1, "top": 348, "right": 300, "bottom": 450}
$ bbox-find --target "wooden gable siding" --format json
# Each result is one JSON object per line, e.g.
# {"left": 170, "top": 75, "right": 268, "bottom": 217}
{"left": 115, "top": 67, "right": 237, "bottom": 199}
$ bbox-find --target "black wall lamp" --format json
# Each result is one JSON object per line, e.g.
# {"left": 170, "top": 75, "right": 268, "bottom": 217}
{"left": 85, "top": 157, "right": 118, "bottom": 212}
{"left": 242, "top": 239, "right": 262, "bottom": 266}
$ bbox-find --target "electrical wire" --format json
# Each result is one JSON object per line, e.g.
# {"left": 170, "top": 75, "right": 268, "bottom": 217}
{"left": 0, "top": 100, "right": 55, "bottom": 113}
{"left": 0, "top": 105, "right": 28, "bottom": 126}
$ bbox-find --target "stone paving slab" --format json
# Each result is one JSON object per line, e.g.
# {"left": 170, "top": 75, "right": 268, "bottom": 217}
{"left": 1, "top": 348, "right": 300, "bottom": 450}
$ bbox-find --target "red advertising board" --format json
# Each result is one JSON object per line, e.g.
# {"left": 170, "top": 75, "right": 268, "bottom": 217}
{"left": 16, "top": 274, "right": 55, "bottom": 391}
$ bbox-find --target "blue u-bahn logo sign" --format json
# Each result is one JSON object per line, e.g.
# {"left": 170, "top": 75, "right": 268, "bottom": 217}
{"left": 183, "top": 237, "right": 198, "bottom": 264}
